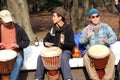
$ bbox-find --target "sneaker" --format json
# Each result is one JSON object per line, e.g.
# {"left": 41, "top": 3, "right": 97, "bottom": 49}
{"left": 67, "top": 79, "right": 72, "bottom": 80}
{"left": 35, "top": 79, "right": 39, "bottom": 80}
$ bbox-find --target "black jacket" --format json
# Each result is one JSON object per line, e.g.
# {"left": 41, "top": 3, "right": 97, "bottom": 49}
{"left": 0, "top": 23, "right": 30, "bottom": 53}
{"left": 43, "top": 23, "right": 75, "bottom": 51}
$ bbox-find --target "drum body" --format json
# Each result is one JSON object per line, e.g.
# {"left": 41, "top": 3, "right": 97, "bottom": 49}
{"left": 40, "top": 47, "right": 62, "bottom": 80}
{"left": 89, "top": 55, "right": 109, "bottom": 69}
{"left": 0, "top": 50, "right": 17, "bottom": 80}
{"left": 40, "top": 47, "right": 62, "bottom": 70}
{"left": 88, "top": 45, "right": 110, "bottom": 80}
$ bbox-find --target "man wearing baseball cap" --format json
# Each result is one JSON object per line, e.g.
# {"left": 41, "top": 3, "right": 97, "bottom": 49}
{"left": 0, "top": 10, "right": 13, "bottom": 23}
{"left": 79, "top": 8, "right": 117, "bottom": 80}
{"left": 0, "top": 10, "right": 30, "bottom": 80}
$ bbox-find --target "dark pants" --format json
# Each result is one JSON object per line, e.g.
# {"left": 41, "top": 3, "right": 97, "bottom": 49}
{"left": 115, "top": 60, "right": 120, "bottom": 80}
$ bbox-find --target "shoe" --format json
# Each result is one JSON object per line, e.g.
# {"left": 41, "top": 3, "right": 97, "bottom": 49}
{"left": 35, "top": 79, "right": 39, "bottom": 80}
{"left": 67, "top": 79, "right": 72, "bottom": 80}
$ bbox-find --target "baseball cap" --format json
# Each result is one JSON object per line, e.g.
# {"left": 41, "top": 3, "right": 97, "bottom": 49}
{"left": 0, "top": 10, "right": 13, "bottom": 23}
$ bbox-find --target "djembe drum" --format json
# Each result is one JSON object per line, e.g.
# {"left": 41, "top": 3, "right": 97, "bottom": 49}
{"left": 40, "top": 47, "right": 62, "bottom": 80}
{"left": 88, "top": 45, "right": 110, "bottom": 80}
{"left": 0, "top": 50, "right": 17, "bottom": 80}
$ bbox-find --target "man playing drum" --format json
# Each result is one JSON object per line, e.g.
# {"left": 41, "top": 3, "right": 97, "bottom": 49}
{"left": 35, "top": 7, "right": 75, "bottom": 80}
{"left": 79, "top": 8, "right": 117, "bottom": 80}
{"left": 0, "top": 10, "right": 30, "bottom": 80}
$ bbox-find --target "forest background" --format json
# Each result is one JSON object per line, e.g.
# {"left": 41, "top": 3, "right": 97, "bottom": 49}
{"left": 0, "top": 0, "right": 119, "bottom": 44}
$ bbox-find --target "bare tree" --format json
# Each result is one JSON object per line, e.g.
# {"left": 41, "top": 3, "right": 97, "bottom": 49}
{"left": 0, "top": 0, "right": 6, "bottom": 10}
{"left": 64, "top": 0, "right": 79, "bottom": 33}
{"left": 103, "top": 0, "right": 117, "bottom": 13}
{"left": 78, "top": 0, "right": 90, "bottom": 33}
{"left": 6, "top": 0, "right": 35, "bottom": 41}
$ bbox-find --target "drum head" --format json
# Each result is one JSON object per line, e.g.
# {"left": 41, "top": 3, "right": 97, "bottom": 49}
{"left": 0, "top": 50, "right": 17, "bottom": 62}
{"left": 88, "top": 45, "right": 110, "bottom": 59}
{"left": 40, "top": 47, "right": 62, "bottom": 57}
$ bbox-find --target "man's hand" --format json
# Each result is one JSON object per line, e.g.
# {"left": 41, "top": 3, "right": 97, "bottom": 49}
{"left": 102, "top": 39, "right": 109, "bottom": 44}
{"left": 10, "top": 43, "right": 19, "bottom": 50}
{"left": 0, "top": 43, "right": 5, "bottom": 49}
{"left": 45, "top": 42, "right": 54, "bottom": 47}
{"left": 86, "top": 27, "right": 92, "bottom": 39}
{"left": 60, "top": 34, "right": 65, "bottom": 44}
{"left": 115, "top": 0, "right": 119, "bottom": 5}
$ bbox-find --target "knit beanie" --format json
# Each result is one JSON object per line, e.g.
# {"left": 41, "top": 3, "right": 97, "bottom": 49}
{"left": 88, "top": 8, "right": 99, "bottom": 18}
{"left": 54, "top": 7, "right": 67, "bottom": 18}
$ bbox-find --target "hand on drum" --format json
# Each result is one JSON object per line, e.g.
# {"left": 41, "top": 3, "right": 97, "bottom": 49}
{"left": 0, "top": 43, "right": 5, "bottom": 49}
{"left": 10, "top": 43, "right": 19, "bottom": 50}
{"left": 45, "top": 42, "right": 54, "bottom": 47}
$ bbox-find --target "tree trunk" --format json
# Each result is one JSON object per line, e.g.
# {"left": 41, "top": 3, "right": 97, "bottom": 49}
{"left": 70, "top": 0, "right": 79, "bottom": 33}
{"left": 78, "top": 0, "right": 90, "bottom": 33}
{"left": 6, "top": 0, "right": 35, "bottom": 41}
{"left": 103, "top": 0, "right": 115, "bottom": 13}
{"left": 0, "top": 0, "right": 6, "bottom": 10}
{"left": 64, "top": 0, "right": 79, "bottom": 33}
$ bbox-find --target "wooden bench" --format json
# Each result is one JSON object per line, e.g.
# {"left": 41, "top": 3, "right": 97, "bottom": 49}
{"left": 21, "top": 41, "right": 120, "bottom": 70}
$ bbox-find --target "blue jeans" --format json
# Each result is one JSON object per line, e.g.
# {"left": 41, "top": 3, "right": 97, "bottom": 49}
{"left": 35, "top": 55, "right": 45, "bottom": 80}
{"left": 35, "top": 50, "right": 73, "bottom": 80}
{"left": 10, "top": 54, "right": 23, "bottom": 80}
{"left": 61, "top": 50, "right": 73, "bottom": 80}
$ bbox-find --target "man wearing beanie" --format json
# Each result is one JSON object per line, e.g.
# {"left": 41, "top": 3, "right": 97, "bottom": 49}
{"left": 35, "top": 7, "right": 75, "bottom": 80}
{"left": 79, "top": 8, "right": 117, "bottom": 80}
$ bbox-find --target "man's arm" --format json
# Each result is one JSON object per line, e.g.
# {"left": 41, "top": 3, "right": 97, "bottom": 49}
{"left": 115, "top": 0, "right": 120, "bottom": 12}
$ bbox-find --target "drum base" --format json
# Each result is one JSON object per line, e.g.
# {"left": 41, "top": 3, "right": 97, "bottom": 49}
{"left": 48, "top": 70, "right": 60, "bottom": 80}
{"left": 2, "top": 74, "right": 10, "bottom": 80}
{"left": 96, "top": 69, "right": 105, "bottom": 80}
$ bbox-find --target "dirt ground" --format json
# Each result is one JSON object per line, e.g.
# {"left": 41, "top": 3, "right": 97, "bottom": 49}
{"left": 30, "top": 7, "right": 119, "bottom": 41}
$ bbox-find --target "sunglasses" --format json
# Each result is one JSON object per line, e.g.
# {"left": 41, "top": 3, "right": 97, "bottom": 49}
{"left": 91, "top": 15, "right": 100, "bottom": 19}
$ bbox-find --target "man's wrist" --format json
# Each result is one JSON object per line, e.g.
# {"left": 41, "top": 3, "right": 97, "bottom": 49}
{"left": 86, "top": 35, "right": 90, "bottom": 40}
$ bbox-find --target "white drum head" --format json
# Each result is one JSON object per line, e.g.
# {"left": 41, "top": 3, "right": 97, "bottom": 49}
{"left": 0, "top": 50, "right": 17, "bottom": 62}
{"left": 40, "top": 47, "right": 62, "bottom": 57}
{"left": 88, "top": 45, "right": 110, "bottom": 59}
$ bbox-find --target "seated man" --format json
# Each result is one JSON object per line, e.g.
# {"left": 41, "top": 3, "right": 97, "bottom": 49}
{"left": 0, "top": 10, "right": 30, "bottom": 80}
{"left": 79, "top": 8, "right": 117, "bottom": 80}
{"left": 35, "top": 7, "right": 75, "bottom": 80}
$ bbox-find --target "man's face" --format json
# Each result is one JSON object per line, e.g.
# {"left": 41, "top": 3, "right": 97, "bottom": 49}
{"left": 89, "top": 14, "right": 100, "bottom": 25}
{"left": 52, "top": 13, "right": 62, "bottom": 24}
{"left": 1, "top": 20, "right": 12, "bottom": 27}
